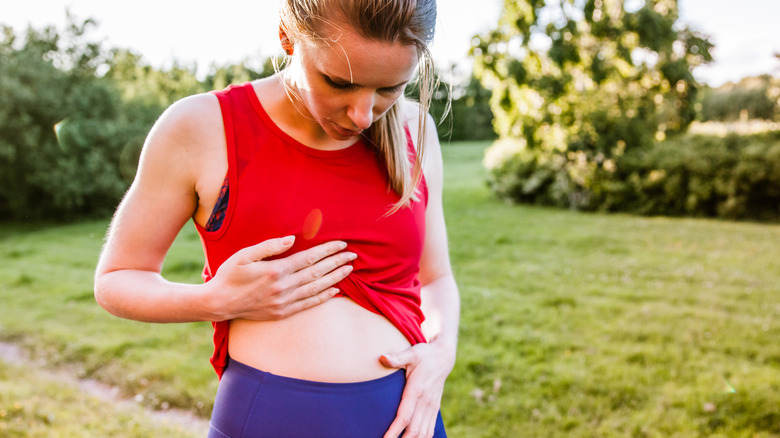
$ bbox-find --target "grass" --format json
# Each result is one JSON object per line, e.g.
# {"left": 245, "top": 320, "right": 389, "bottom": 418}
{"left": 0, "top": 360, "right": 200, "bottom": 437}
{"left": 1, "top": 140, "right": 779, "bottom": 436}
{"left": 0, "top": 221, "right": 217, "bottom": 418}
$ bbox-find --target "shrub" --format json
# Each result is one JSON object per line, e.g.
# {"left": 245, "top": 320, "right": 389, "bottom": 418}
{"left": 608, "top": 131, "right": 780, "bottom": 220}
{"left": 486, "top": 130, "right": 780, "bottom": 221}
{"left": 0, "top": 19, "right": 203, "bottom": 221}
{"left": 0, "top": 22, "right": 132, "bottom": 220}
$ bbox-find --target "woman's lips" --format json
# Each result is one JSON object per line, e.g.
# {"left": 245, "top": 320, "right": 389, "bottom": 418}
{"left": 331, "top": 122, "right": 362, "bottom": 137}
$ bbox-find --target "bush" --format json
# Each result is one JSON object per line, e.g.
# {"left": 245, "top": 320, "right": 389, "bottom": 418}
{"left": 607, "top": 131, "right": 780, "bottom": 220}
{"left": 486, "top": 131, "right": 780, "bottom": 221}
{"left": 0, "top": 22, "right": 133, "bottom": 220}
{"left": 0, "top": 18, "right": 226, "bottom": 221}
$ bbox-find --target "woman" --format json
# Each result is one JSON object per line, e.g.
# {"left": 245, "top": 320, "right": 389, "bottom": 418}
{"left": 94, "top": 0, "right": 459, "bottom": 437}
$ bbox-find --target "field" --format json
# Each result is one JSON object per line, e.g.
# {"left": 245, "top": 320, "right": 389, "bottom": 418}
{"left": 1, "top": 141, "right": 779, "bottom": 436}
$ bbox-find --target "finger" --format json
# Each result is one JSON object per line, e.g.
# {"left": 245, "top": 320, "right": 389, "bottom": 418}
{"left": 242, "top": 236, "right": 296, "bottom": 263}
{"left": 425, "top": 412, "right": 437, "bottom": 438}
{"left": 409, "top": 402, "right": 435, "bottom": 438}
{"left": 379, "top": 354, "right": 399, "bottom": 369}
{"left": 282, "top": 240, "right": 348, "bottom": 272}
{"left": 384, "top": 394, "right": 416, "bottom": 438}
{"left": 286, "top": 251, "right": 357, "bottom": 288}
{"left": 284, "top": 287, "right": 341, "bottom": 316}
{"left": 287, "top": 264, "right": 353, "bottom": 301}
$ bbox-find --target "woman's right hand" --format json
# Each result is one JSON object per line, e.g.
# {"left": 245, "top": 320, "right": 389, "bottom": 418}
{"left": 206, "top": 236, "right": 356, "bottom": 321}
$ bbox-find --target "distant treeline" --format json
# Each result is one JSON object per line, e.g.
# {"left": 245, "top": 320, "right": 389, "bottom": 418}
{"left": 0, "top": 17, "right": 494, "bottom": 221}
{"left": 697, "top": 75, "right": 780, "bottom": 122}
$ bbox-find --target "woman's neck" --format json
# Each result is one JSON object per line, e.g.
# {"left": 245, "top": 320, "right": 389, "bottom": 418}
{"left": 254, "top": 75, "right": 360, "bottom": 152}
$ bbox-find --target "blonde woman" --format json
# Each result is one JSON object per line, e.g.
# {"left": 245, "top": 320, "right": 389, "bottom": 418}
{"left": 95, "top": 0, "right": 459, "bottom": 436}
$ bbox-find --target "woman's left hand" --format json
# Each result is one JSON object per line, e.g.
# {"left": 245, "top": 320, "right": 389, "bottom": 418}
{"left": 380, "top": 339, "right": 456, "bottom": 438}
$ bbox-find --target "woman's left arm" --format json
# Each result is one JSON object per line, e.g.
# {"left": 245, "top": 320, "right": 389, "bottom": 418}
{"left": 382, "top": 109, "right": 460, "bottom": 438}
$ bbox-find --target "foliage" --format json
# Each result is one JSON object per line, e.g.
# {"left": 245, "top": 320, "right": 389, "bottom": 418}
{"left": 697, "top": 75, "right": 780, "bottom": 122}
{"left": 2, "top": 142, "right": 780, "bottom": 436}
{"left": 201, "top": 57, "right": 277, "bottom": 92}
{"left": 598, "top": 130, "right": 780, "bottom": 220}
{"left": 486, "top": 130, "right": 780, "bottom": 221}
{"left": 474, "top": 0, "right": 713, "bottom": 211}
{"left": 407, "top": 68, "right": 497, "bottom": 142}
{"left": 103, "top": 48, "right": 204, "bottom": 112}
{"left": 0, "top": 19, "right": 130, "bottom": 220}
{"left": 0, "top": 17, "right": 277, "bottom": 221}
{"left": 434, "top": 73, "right": 497, "bottom": 142}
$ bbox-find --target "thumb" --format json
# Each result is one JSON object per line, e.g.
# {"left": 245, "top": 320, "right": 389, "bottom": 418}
{"left": 380, "top": 348, "right": 416, "bottom": 369}
{"left": 245, "top": 235, "right": 296, "bottom": 262}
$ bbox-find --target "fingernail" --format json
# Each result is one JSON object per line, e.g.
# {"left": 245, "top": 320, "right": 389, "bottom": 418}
{"left": 338, "top": 241, "right": 348, "bottom": 250}
{"left": 348, "top": 252, "right": 358, "bottom": 260}
{"left": 282, "top": 236, "right": 295, "bottom": 245}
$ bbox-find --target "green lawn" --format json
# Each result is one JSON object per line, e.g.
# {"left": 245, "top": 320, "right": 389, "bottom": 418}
{"left": 1, "top": 140, "right": 779, "bottom": 437}
{"left": 0, "top": 360, "right": 201, "bottom": 437}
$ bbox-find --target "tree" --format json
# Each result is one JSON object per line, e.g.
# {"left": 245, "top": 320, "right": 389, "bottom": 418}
{"left": 473, "top": 0, "right": 712, "bottom": 209}
{"left": 406, "top": 67, "right": 497, "bottom": 142}
{"left": 434, "top": 73, "right": 497, "bottom": 142}
{"left": 201, "top": 57, "right": 278, "bottom": 91}
{"left": 0, "top": 18, "right": 130, "bottom": 220}
{"left": 0, "top": 14, "right": 289, "bottom": 221}
{"left": 697, "top": 75, "right": 780, "bottom": 122}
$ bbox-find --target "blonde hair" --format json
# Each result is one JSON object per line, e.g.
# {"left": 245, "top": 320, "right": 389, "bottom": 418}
{"left": 278, "top": 0, "right": 438, "bottom": 213}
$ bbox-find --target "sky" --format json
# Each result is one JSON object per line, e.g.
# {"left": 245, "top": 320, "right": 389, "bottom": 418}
{"left": 1, "top": 0, "right": 778, "bottom": 87}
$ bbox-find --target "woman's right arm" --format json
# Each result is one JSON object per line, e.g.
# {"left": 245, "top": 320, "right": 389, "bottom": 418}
{"left": 94, "top": 93, "right": 355, "bottom": 323}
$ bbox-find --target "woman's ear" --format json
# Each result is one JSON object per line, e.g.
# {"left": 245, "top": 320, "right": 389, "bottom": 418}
{"left": 279, "top": 27, "right": 294, "bottom": 56}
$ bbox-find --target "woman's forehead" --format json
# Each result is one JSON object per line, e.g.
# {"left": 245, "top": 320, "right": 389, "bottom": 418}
{"left": 303, "top": 28, "right": 419, "bottom": 86}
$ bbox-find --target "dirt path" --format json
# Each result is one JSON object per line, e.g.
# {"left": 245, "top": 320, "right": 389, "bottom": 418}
{"left": 0, "top": 341, "right": 210, "bottom": 436}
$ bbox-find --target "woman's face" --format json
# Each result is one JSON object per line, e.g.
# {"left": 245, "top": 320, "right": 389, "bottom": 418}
{"left": 286, "top": 26, "right": 419, "bottom": 141}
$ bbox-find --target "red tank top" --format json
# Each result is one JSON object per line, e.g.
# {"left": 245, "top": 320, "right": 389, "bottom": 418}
{"left": 196, "top": 82, "right": 428, "bottom": 378}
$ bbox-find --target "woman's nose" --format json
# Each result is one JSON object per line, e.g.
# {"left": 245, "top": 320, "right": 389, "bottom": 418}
{"left": 347, "top": 92, "right": 374, "bottom": 131}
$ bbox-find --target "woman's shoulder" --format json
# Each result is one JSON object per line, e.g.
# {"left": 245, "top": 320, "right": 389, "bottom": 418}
{"left": 398, "top": 98, "right": 442, "bottom": 187}
{"left": 400, "top": 98, "right": 440, "bottom": 154}
{"left": 156, "top": 93, "right": 222, "bottom": 137}
{"left": 135, "top": 92, "right": 227, "bottom": 192}
{"left": 400, "top": 98, "right": 421, "bottom": 139}
{"left": 144, "top": 93, "right": 224, "bottom": 158}
{"left": 399, "top": 98, "right": 437, "bottom": 149}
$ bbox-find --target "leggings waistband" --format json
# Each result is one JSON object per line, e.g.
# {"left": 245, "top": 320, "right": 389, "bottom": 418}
{"left": 226, "top": 357, "right": 407, "bottom": 392}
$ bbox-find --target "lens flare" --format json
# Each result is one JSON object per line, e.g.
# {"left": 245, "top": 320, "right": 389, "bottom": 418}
{"left": 302, "top": 209, "right": 323, "bottom": 240}
{"left": 53, "top": 118, "right": 67, "bottom": 147}
{"left": 721, "top": 377, "right": 736, "bottom": 394}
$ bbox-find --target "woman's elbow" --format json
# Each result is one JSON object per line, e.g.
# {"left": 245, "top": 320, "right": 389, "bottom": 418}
{"left": 93, "top": 270, "right": 121, "bottom": 317}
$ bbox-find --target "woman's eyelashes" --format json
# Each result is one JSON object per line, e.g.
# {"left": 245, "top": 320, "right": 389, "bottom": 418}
{"left": 324, "top": 76, "right": 354, "bottom": 90}
{"left": 323, "top": 75, "right": 405, "bottom": 94}
{"left": 381, "top": 84, "right": 406, "bottom": 94}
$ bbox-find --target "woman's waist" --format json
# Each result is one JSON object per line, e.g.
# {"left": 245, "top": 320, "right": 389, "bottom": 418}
{"left": 227, "top": 297, "right": 412, "bottom": 383}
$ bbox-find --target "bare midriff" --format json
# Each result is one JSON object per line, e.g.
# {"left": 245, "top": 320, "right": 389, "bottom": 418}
{"left": 228, "top": 296, "right": 412, "bottom": 383}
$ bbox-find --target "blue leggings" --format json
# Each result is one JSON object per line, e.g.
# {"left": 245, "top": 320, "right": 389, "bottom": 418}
{"left": 209, "top": 358, "right": 446, "bottom": 438}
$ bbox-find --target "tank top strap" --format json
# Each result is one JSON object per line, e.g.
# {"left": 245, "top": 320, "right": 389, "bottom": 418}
{"left": 211, "top": 82, "right": 266, "bottom": 180}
